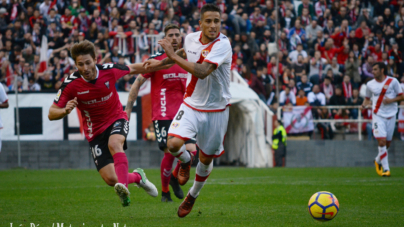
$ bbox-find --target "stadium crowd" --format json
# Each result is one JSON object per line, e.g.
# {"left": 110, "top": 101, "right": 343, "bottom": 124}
{"left": 1, "top": 0, "right": 404, "bottom": 139}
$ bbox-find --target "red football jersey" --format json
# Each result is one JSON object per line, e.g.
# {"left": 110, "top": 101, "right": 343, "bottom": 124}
{"left": 143, "top": 52, "right": 188, "bottom": 120}
{"left": 54, "top": 64, "right": 129, "bottom": 141}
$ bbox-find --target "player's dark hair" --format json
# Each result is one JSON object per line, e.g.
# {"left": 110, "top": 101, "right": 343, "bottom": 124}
{"left": 200, "top": 4, "right": 221, "bottom": 19}
{"left": 164, "top": 24, "right": 180, "bottom": 36}
{"left": 373, "top": 62, "right": 386, "bottom": 75}
{"left": 70, "top": 40, "right": 96, "bottom": 63}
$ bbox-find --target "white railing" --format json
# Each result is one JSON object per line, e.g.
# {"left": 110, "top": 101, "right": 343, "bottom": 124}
{"left": 114, "top": 34, "right": 165, "bottom": 59}
{"left": 277, "top": 105, "right": 404, "bottom": 141}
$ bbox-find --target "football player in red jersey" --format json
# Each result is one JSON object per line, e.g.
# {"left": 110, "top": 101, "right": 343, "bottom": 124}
{"left": 126, "top": 24, "right": 197, "bottom": 203}
{"left": 48, "top": 40, "right": 168, "bottom": 207}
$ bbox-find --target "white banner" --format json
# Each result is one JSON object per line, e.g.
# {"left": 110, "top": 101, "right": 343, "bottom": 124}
{"left": 0, "top": 92, "right": 140, "bottom": 141}
{"left": 283, "top": 106, "right": 314, "bottom": 133}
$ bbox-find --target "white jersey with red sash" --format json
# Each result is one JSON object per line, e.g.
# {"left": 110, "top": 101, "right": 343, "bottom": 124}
{"left": 365, "top": 76, "right": 403, "bottom": 118}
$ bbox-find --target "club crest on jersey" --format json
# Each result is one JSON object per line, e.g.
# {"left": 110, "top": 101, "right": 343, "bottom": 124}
{"left": 172, "top": 122, "right": 180, "bottom": 128}
{"left": 202, "top": 50, "right": 209, "bottom": 58}
{"left": 105, "top": 81, "right": 110, "bottom": 89}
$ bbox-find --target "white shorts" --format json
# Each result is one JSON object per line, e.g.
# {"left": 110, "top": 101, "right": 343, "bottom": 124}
{"left": 372, "top": 114, "right": 396, "bottom": 141}
{"left": 168, "top": 103, "right": 229, "bottom": 157}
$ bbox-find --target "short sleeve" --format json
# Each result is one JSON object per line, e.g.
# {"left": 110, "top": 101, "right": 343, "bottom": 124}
{"left": 53, "top": 84, "right": 73, "bottom": 108}
{"left": 393, "top": 79, "right": 403, "bottom": 96}
{"left": 142, "top": 72, "right": 153, "bottom": 79}
{"left": 100, "top": 63, "right": 130, "bottom": 81}
{"left": 365, "top": 84, "right": 372, "bottom": 99}
{"left": 307, "top": 92, "right": 314, "bottom": 103}
{"left": 204, "top": 40, "right": 232, "bottom": 68}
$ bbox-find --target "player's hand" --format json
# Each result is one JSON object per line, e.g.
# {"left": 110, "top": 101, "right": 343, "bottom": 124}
{"left": 143, "top": 59, "right": 162, "bottom": 70}
{"left": 158, "top": 39, "right": 175, "bottom": 58}
{"left": 383, "top": 98, "right": 394, "bottom": 105}
{"left": 64, "top": 97, "right": 78, "bottom": 114}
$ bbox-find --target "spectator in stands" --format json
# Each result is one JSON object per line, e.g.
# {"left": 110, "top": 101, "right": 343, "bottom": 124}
{"left": 308, "top": 84, "right": 326, "bottom": 119}
{"left": 257, "top": 66, "right": 273, "bottom": 100}
{"left": 348, "top": 88, "right": 363, "bottom": 119}
{"left": 329, "top": 86, "right": 347, "bottom": 116}
{"left": 288, "top": 20, "right": 306, "bottom": 49}
{"left": 279, "top": 86, "right": 296, "bottom": 106}
{"left": 296, "top": 89, "right": 308, "bottom": 106}
{"left": 306, "top": 20, "right": 323, "bottom": 47}
{"left": 344, "top": 51, "right": 361, "bottom": 87}
{"left": 297, "top": 74, "right": 313, "bottom": 96}
{"left": 267, "top": 56, "right": 283, "bottom": 81}
{"left": 342, "top": 75, "right": 353, "bottom": 99}
{"left": 308, "top": 50, "right": 327, "bottom": 85}
{"left": 362, "top": 55, "right": 375, "bottom": 81}
{"left": 28, "top": 77, "right": 40, "bottom": 91}
{"left": 288, "top": 79, "right": 297, "bottom": 96}
{"left": 288, "top": 44, "right": 308, "bottom": 64}
{"left": 298, "top": 0, "right": 315, "bottom": 19}
{"left": 291, "top": 55, "right": 307, "bottom": 83}
{"left": 321, "top": 76, "right": 334, "bottom": 104}
{"left": 317, "top": 108, "right": 334, "bottom": 140}
{"left": 386, "top": 56, "right": 399, "bottom": 78}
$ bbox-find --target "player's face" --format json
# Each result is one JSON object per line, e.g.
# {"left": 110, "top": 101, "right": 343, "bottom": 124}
{"left": 75, "top": 54, "right": 97, "bottom": 81}
{"left": 165, "top": 28, "right": 181, "bottom": 51}
{"left": 199, "top": 11, "right": 221, "bottom": 41}
{"left": 372, "top": 65, "right": 381, "bottom": 77}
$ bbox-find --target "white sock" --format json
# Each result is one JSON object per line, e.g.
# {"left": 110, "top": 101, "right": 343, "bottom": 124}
{"left": 378, "top": 146, "right": 389, "bottom": 171}
{"left": 376, "top": 146, "right": 384, "bottom": 163}
{"left": 169, "top": 145, "right": 191, "bottom": 163}
{"left": 189, "top": 162, "right": 213, "bottom": 198}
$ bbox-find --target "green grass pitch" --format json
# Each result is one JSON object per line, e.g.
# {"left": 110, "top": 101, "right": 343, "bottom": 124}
{"left": 1, "top": 167, "right": 404, "bottom": 226}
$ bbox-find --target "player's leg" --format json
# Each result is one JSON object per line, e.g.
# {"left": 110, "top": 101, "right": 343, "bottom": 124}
{"left": 381, "top": 116, "right": 396, "bottom": 177}
{"left": 154, "top": 120, "right": 177, "bottom": 202}
{"left": 178, "top": 108, "right": 229, "bottom": 218}
{"left": 373, "top": 115, "right": 388, "bottom": 176}
{"left": 171, "top": 139, "right": 197, "bottom": 179}
{"left": 167, "top": 105, "right": 198, "bottom": 185}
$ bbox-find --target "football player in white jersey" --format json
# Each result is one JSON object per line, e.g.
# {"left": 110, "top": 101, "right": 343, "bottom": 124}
{"left": 362, "top": 62, "right": 404, "bottom": 177}
{"left": 144, "top": 4, "right": 232, "bottom": 217}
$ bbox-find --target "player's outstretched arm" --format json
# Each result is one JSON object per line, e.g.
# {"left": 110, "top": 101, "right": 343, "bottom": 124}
{"left": 143, "top": 48, "right": 187, "bottom": 70}
{"left": 125, "top": 75, "right": 147, "bottom": 120}
{"left": 157, "top": 39, "right": 215, "bottom": 79}
{"left": 48, "top": 97, "right": 78, "bottom": 121}
{"left": 128, "top": 61, "right": 174, "bottom": 75}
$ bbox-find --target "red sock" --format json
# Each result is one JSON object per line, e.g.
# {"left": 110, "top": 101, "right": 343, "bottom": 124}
{"left": 161, "top": 153, "right": 175, "bottom": 193}
{"left": 113, "top": 152, "right": 129, "bottom": 187}
{"left": 190, "top": 150, "right": 197, "bottom": 157}
{"left": 128, "top": 172, "right": 141, "bottom": 184}
{"left": 172, "top": 161, "right": 180, "bottom": 178}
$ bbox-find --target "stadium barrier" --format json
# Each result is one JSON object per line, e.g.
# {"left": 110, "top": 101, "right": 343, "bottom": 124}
{"left": 115, "top": 34, "right": 165, "bottom": 61}
{"left": 277, "top": 105, "right": 404, "bottom": 141}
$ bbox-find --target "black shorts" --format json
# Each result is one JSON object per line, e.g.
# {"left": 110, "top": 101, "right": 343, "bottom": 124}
{"left": 153, "top": 120, "right": 196, "bottom": 151}
{"left": 89, "top": 119, "right": 129, "bottom": 171}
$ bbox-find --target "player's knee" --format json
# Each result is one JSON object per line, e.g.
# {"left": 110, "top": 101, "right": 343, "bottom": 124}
{"left": 167, "top": 138, "right": 182, "bottom": 152}
{"left": 103, "top": 175, "right": 118, "bottom": 186}
{"left": 108, "top": 140, "right": 123, "bottom": 154}
{"left": 378, "top": 140, "right": 387, "bottom": 147}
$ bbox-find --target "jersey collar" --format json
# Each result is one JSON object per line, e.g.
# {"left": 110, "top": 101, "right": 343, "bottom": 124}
{"left": 81, "top": 66, "right": 99, "bottom": 82}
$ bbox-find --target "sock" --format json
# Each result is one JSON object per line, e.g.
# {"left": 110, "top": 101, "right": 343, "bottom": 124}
{"left": 172, "top": 161, "right": 181, "bottom": 178}
{"left": 190, "top": 150, "right": 197, "bottom": 157}
{"left": 378, "top": 146, "right": 389, "bottom": 171}
{"left": 161, "top": 152, "right": 175, "bottom": 193}
{"left": 113, "top": 152, "right": 129, "bottom": 187}
{"left": 189, "top": 161, "right": 213, "bottom": 198}
{"left": 169, "top": 145, "right": 191, "bottom": 163}
{"left": 128, "top": 172, "right": 141, "bottom": 184}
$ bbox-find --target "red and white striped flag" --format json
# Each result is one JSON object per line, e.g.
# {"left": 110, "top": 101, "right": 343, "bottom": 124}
{"left": 38, "top": 35, "right": 48, "bottom": 73}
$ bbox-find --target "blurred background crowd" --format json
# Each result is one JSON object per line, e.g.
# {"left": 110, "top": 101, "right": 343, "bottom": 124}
{"left": 1, "top": 0, "right": 404, "bottom": 139}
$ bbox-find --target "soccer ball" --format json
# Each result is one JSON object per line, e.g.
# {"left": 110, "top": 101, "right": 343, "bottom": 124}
{"left": 308, "top": 191, "right": 339, "bottom": 222}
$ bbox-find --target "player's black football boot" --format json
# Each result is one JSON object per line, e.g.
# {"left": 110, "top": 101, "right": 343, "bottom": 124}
{"left": 169, "top": 173, "right": 184, "bottom": 199}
